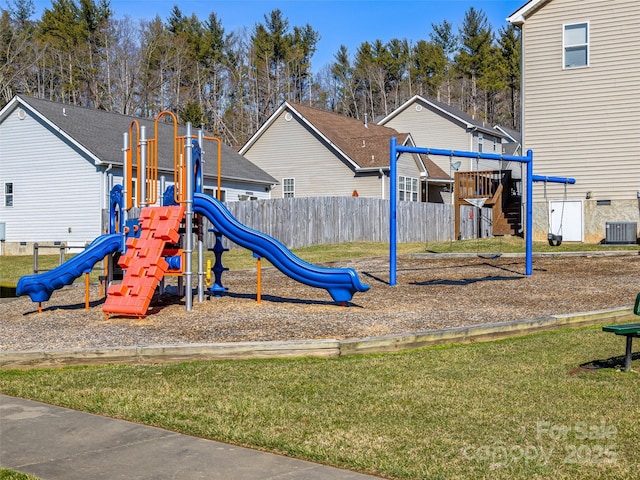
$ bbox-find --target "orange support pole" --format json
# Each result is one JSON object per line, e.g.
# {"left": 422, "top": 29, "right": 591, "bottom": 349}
{"left": 154, "top": 111, "right": 180, "bottom": 203}
{"left": 256, "top": 257, "right": 261, "bottom": 304}
{"left": 203, "top": 137, "right": 222, "bottom": 200}
{"left": 85, "top": 273, "right": 90, "bottom": 309}
{"left": 38, "top": 302, "right": 42, "bottom": 313}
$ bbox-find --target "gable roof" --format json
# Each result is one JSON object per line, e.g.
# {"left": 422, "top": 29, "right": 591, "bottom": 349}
{"left": 240, "top": 101, "right": 416, "bottom": 172}
{"left": 1, "top": 95, "right": 276, "bottom": 186}
{"left": 378, "top": 95, "right": 506, "bottom": 138}
{"left": 494, "top": 125, "right": 522, "bottom": 143}
{"left": 507, "top": 0, "right": 553, "bottom": 25}
{"left": 422, "top": 156, "right": 451, "bottom": 180}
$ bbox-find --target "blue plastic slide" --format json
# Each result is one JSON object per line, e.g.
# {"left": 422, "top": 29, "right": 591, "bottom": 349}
{"left": 16, "top": 234, "right": 122, "bottom": 303}
{"left": 193, "top": 193, "right": 370, "bottom": 302}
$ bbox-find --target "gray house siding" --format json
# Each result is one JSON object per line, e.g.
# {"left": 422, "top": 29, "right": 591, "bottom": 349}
{"left": 512, "top": 0, "right": 640, "bottom": 242}
{"left": 0, "top": 104, "right": 102, "bottom": 252}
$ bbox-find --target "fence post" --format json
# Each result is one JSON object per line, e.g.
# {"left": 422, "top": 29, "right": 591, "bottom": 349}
{"left": 33, "top": 243, "right": 39, "bottom": 274}
{"left": 59, "top": 243, "right": 66, "bottom": 266}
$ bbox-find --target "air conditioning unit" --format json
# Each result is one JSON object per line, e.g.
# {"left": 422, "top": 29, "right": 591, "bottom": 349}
{"left": 605, "top": 222, "right": 637, "bottom": 244}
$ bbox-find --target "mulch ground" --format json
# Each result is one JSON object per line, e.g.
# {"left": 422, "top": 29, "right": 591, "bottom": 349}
{"left": 1, "top": 253, "right": 639, "bottom": 352}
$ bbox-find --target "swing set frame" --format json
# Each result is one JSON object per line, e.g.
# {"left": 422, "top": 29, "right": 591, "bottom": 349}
{"left": 388, "top": 137, "right": 575, "bottom": 286}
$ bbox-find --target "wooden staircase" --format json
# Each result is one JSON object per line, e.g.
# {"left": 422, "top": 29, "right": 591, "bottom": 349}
{"left": 454, "top": 170, "right": 521, "bottom": 239}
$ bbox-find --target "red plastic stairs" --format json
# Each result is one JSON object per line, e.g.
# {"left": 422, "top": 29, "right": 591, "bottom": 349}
{"left": 103, "top": 205, "right": 185, "bottom": 317}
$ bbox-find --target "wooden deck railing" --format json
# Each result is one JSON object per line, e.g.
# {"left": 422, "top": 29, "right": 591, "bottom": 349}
{"left": 456, "top": 171, "right": 500, "bottom": 199}
{"left": 454, "top": 170, "right": 515, "bottom": 239}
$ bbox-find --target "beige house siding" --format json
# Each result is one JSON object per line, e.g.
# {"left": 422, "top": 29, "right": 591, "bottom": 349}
{"left": 381, "top": 99, "right": 503, "bottom": 174}
{"left": 396, "top": 151, "right": 425, "bottom": 201}
{"left": 243, "top": 110, "right": 384, "bottom": 199}
{"left": 520, "top": 0, "right": 640, "bottom": 242}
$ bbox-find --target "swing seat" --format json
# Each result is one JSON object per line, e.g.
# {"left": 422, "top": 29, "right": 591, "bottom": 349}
{"left": 548, "top": 233, "right": 563, "bottom": 247}
{"left": 478, "top": 253, "right": 503, "bottom": 260}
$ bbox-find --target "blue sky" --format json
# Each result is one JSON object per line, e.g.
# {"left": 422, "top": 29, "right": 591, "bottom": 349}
{"left": 24, "top": 0, "right": 525, "bottom": 71}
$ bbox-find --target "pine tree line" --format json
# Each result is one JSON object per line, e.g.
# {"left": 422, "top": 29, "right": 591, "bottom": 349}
{"left": 1, "top": 0, "right": 521, "bottom": 147}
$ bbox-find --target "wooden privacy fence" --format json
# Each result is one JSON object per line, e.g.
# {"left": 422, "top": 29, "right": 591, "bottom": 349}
{"left": 202, "top": 197, "right": 451, "bottom": 249}
{"left": 114, "top": 197, "right": 493, "bottom": 250}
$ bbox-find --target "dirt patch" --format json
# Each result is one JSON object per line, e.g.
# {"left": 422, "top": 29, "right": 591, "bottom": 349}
{"left": 1, "top": 254, "right": 639, "bottom": 352}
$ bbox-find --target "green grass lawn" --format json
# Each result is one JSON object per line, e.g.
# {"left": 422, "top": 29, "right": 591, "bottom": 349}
{"left": 1, "top": 327, "right": 638, "bottom": 479}
{"left": 2, "top": 238, "right": 637, "bottom": 290}
{"left": 0, "top": 470, "right": 39, "bottom": 480}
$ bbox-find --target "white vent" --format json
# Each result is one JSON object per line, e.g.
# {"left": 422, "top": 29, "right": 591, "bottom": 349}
{"left": 605, "top": 222, "right": 637, "bottom": 244}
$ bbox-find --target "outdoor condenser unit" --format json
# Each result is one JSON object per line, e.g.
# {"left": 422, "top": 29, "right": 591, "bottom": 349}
{"left": 605, "top": 222, "right": 637, "bottom": 244}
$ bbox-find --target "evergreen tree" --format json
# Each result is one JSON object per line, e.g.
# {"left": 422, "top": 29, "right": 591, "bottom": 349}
{"left": 411, "top": 40, "right": 446, "bottom": 98}
{"left": 430, "top": 19, "right": 457, "bottom": 104}
{"left": 249, "top": 9, "right": 319, "bottom": 124}
{"left": 496, "top": 24, "right": 521, "bottom": 129}
{"left": 330, "top": 45, "right": 358, "bottom": 117}
{"left": 456, "top": 7, "right": 493, "bottom": 118}
{"left": 0, "top": 2, "right": 522, "bottom": 145}
{"left": 386, "top": 38, "right": 410, "bottom": 110}
{"left": 179, "top": 98, "right": 204, "bottom": 125}
{"left": 7, "top": 0, "right": 34, "bottom": 28}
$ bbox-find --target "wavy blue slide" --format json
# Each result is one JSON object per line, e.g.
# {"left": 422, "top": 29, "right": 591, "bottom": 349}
{"left": 16, "top": 234, "right": 122, "bottom": 303}
{"left": 193, "top": 193, "right": 370, "bottom": 302}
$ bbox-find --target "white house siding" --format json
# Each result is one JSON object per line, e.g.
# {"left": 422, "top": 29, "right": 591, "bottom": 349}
{"left": 108, "top": 171, "right": 271, "bottom": 209}
{"left": 244, "top": 110, "right": 383, "bottom": 199}
{"left": 205, "top": 179, "right": 271, "bottom": 202}
{"left": 0, "top": 105, "right": 102, "bottom": 251}
{"left": 521, "top": 0, "right": 640, "bottom": 242}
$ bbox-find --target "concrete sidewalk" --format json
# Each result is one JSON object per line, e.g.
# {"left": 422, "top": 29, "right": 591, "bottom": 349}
{"left": 0, "top": 395, "right": 381, "bottom": 480}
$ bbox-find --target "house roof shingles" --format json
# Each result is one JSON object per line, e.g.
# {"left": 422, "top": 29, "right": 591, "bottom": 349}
{"left": 289, "top": 103, "right": 452, "bottom": 180}
{"left": 289, "top": 102, "right": 409, "bottom": 170}
{"left": 13, "top": 95, "right": 276, "bottom": 186}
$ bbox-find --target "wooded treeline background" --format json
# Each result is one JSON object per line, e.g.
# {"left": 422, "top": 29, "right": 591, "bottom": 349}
{"left": 1, "top": 0, "right": 521, "bottom": 147}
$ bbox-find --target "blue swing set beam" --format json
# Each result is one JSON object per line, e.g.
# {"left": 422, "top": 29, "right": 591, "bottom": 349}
{"left": 388, "top": 138, "right": 575, "bottom": 286}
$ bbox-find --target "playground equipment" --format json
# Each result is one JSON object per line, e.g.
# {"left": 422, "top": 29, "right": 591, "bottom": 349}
{"left": 533, "top": 174, "right": 576, "bottom": 246}
{"left": 388, "top": 138, "right": 575, "bottom": 285}
{"left": 17, "top": 112, "right": 370, "bottom": 316}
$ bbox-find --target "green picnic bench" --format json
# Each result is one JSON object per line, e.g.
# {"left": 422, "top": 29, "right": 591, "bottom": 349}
{"left": 602, "top": 293, "right": 640, "bottom": 372}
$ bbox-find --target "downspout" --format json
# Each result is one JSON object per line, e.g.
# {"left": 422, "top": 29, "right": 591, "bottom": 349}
{"left": 379, "top": 168, "right": 385, "bottom": 199}
{"left": 518, "top": 23, "right": 526, "bottom": 237}
{"left": 103, "top": 163, "right": 113, "bottom": 231}
{"left": 468, "top": 128, "right": 474, "bottom": 170}
{"left": 102, "top": 163, "right": 113, "bottom": 208}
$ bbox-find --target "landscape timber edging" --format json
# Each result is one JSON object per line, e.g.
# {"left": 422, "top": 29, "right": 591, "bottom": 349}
{"left": 0, "top": 307, "right": 634, "bottom": 369}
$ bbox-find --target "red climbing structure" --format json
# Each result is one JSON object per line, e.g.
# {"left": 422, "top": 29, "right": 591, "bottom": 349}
{"left": 103, "top": 205, "right": 185, "bottom": 317}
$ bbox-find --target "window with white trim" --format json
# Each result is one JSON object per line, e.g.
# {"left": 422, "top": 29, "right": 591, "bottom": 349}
{"left": 131, "top": 178, "right": 137, "bottom": 206}
{"left": 564, "top": 22, "right": 589, "bottom": 68}
{"left": 398, "top": 176, "right": 419, "bottom": 202}
{"left": 4, "top": 183, "right": 13, "bottom": 206}
{"left": 478, "top": 133, "right": 484, "bottom": 153}
{"left": 203, "top": 186, "right": 226, "bottom": 202}
{"left": 283, "top": 178, "right": 295, "bottom": 198}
